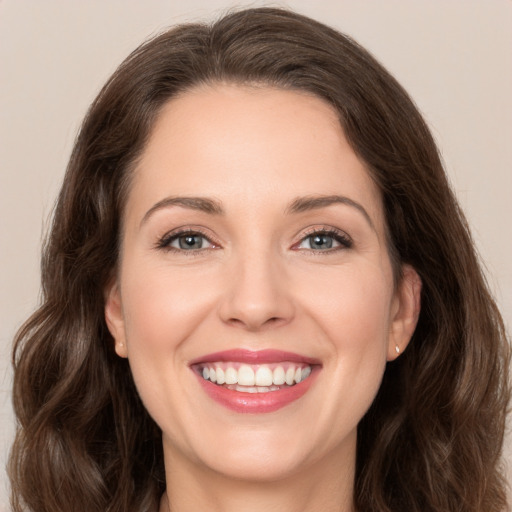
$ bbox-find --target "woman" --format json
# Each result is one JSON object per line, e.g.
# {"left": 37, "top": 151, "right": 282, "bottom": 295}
{"left": 9, "top": 7, "right": 510, "bottom": 512}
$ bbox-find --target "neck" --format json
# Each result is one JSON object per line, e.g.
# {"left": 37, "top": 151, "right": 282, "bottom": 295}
{"left": 159, "top": 438, "right": 356, "bottom": 512}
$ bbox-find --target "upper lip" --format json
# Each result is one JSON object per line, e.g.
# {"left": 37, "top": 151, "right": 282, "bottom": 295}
{"left": 189, "top": 349, "right": 321, "bottom": 366}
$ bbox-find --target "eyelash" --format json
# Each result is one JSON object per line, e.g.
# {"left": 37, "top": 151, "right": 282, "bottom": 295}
{"left": 293, "top": 227, "right": 353, "bottom": 252}
{"left": 155, "top": 226, "right": 352, "bottom": 254}
{"left": 155, "top": 228, "right": 217, "bottom": 254}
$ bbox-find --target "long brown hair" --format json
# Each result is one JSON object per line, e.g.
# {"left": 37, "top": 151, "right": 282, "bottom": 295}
{"left": 9, "top": 8, "right": 510, "bottom": 512}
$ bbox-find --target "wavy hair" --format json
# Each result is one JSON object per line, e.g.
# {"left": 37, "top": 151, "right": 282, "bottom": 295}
{"left": 9, "top": 8, "right": 510, "bottom": 512}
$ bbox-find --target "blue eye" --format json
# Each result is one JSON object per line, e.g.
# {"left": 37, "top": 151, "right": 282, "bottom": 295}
{"left": 296, "top": 230, "right": 352, "bottom": 251}
{"left": 157, "top": 230, "right": 215, "bottom": 252}
{"left": 171, "top": 233, "right": 207, "bottom": 250}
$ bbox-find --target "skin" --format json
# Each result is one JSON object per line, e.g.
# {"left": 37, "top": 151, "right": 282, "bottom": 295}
{"left": 105, "top": 84, "right": 421, "bottom": 512}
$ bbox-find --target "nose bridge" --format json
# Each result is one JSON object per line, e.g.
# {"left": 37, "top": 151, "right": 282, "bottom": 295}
{"left": 219, "top": 242, "right": 294, "bottom": 330}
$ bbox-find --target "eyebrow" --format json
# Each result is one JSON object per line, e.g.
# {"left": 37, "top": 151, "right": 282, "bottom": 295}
{"left": 141, "top": 196, "right": 224, "bottom": 226}
{"left": 286, "top": 195, "right": 374, "bottom": 230}
{"left": 141, "top": 194, "right": 374, "bottom": 230}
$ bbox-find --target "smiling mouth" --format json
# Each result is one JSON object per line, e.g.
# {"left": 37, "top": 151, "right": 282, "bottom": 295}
{"left": 190, "top": 349, "right": 320, "bottom": 413}
{"left": 197, "top": 362, "right": 313, "bottom": 393}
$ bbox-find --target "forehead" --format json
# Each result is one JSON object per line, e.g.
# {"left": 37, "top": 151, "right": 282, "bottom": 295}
{"left": 127, "top": 84, "right": 384, "bottom": 230}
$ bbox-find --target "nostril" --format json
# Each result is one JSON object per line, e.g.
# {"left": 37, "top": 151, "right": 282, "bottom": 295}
{"left": 226, "top": 315, "right": 286, "bottom": 331}
{"left": 261, "top": 317, "right": 288, "bottom": 329}
{"left": 227, "top": 318, "right": 245, "bottom": 327}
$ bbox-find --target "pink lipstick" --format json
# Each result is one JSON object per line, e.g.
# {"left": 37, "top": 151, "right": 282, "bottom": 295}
{"left": 190, "top": 349, "right": 321, "bottom": 413}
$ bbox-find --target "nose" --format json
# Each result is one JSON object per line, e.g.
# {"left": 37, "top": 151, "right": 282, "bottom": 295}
{"left": 218, "top": 250, "right": 295, "bottom": 332}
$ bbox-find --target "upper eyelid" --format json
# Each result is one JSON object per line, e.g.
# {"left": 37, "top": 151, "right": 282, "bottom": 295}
{"left": 156, "top": 227, "right": 219, "bottom": 249}
{"left": 296, "top": 225, "right": 352, "bottom": 241}
{"left": 161, "top": 225, "right": 214, "bottom": 237}
{"left": 301, "top": 226, "right": 346, "bottom": 236}
{"left": 165, "top": 227, "right": 211, "bottom": 238}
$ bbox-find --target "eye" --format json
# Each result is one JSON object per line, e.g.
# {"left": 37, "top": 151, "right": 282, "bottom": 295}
{"left": 172, "top": 233, "right": 210, "bottom": 250}
{"left": 295, "top": 229, "right": 352, "bottom": 251}
{"left": 157, "top": 229, "right": 217, "bottom": 252}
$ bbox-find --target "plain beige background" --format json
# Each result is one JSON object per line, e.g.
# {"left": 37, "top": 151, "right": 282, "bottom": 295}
{"left": 1, "top": 0, "right": 511, "bottom": 508}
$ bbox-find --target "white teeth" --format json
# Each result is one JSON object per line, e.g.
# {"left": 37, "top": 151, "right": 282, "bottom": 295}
{"left": 255, "top": 366, "right": 273, "bottom": 386}
{"left": 216, "top": 367, "right": 225, "bottom": 385}
{"left": 238, "top": 365, "right": 255, "bottom": 386}
{"left": 225, "top": 367, "right": 237, "bottom": 385}
{"left": 301, "top": 366, "right": 311, "bottom": 380}
{"left": 201, "top": 362, "right": 314, "bottom": 388}
{"left": 234, "top": 385, "right": 280, "bottom": 393}
{"left": 234, "top": 385, "right": 251, "bottom": 393}
{"left": 273, "top": 366, "right": 285, "bottom": 385}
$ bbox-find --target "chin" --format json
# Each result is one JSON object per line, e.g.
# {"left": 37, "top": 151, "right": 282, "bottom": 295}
{"left": 201, "top": 446, "right": 312, "bottom": 483}
{"left": 173, "top": 419, "right": 349, "bottom": 484}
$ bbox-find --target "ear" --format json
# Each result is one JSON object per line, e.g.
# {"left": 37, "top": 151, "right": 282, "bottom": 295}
{"left": 104, "top": 280, "right": 128, "bottom": 358}
{"left": 387, "top": 264, "right": 422, "bottom": 361}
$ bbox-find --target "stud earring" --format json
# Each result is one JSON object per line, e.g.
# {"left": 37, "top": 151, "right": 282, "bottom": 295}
{"left": 395, "top": 345, "right": 400, "bottom": 355}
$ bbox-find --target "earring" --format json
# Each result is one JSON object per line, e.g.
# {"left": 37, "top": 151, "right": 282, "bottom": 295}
{"left": 395, "top": 345, "right": 400, "bottom": 355}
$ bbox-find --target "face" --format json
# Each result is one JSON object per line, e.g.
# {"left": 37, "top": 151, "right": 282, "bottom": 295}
{"left": 105, "top": 84, "right": 420, "bottom": 484}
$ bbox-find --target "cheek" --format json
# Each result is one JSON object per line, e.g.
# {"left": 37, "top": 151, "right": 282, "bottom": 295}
{"left": 325, "top": 275, "right": 392, "bottom": 407}
{"left": 119, "top": 258, "right": 221, "bottom": 360}
{"left": 117, "top": 259, "right": 223, "bottom": 433}
{"left": 300, "top": 263, "right": 394, "bottom": 348}
{"left": 299, "top": 264, "right": 393, "bottom": 404}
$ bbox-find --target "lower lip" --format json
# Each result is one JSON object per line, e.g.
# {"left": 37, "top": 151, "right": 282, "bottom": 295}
{"left": 195, "top": 368, "right": 319, "bottom": 413}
